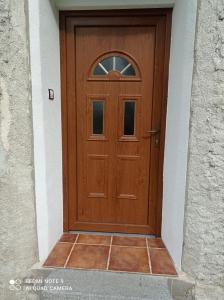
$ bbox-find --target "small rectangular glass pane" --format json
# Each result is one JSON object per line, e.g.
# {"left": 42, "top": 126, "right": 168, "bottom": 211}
{"left": 124, "top": 101, "right": 135, "bottom": 136}
{"left": 93, "top": 101, "right": 104, "bottom": 135}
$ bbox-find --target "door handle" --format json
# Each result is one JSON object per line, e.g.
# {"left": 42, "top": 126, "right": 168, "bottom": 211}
{"left": 146, "top": 129, "right": 160, "bottom": 136}
{"left": 144, "top": 129, "right": 160, "bottom": 147}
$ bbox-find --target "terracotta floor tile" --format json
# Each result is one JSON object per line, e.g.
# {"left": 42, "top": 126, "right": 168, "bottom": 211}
{"left": 112, "top": 236, "right": 146, "bottom": 247}
{"left": 148, "top": 238, "right": 165, "bottom": 248}
{"left": 77, "top": 234, "right": 111, "bottom": 245}
{"left": 150, "top": 248, "right": 177, "bottom": 275}
{"left": 43, "top": 233, "right": 177, "bottom": 276}
{"left": 108, "top": 246, "right": 150, "bottom": 273}
{"left": 59, "top": 233, "right": 77, "bottom": 243}
{"left": 43, "top": 243, "right": 72, "bottom": 267}
{"left": 66, "top": 244, "right": 109, "bottom": 270}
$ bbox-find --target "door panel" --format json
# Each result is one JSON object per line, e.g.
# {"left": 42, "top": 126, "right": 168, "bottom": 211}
{"left": 61, "top": 10, "right": 172, "bottom": 234}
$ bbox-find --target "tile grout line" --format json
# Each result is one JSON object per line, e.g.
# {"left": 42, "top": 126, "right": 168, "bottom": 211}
{"left": 106, "top": 236, "right": 113, "bottom": 270}
{"left": 58, "top": 241, "right": 76, "bottom": 244}
{"left": 64, "top": 234, "right": 79, "bottom": 268}
{"left": 111, "top": 244, "right": 147, "bottom": 249}
{"left": 146, "top": 238, "right": 152, "bottom": 274}
{"left": 75, "top": 242, "right": 112, "bottom": 247}
{"left": 59, "top": 242, "right": 164, "bottom": 249}
{"left": 70, "top": 243, "right": 146, "bottom": 248}
{"left": 153, "top": 247, "right": 166, "bottom": 250}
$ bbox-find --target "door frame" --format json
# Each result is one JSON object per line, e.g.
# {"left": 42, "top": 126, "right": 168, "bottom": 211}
{"left": 60, "top": 9, "right": 172, "bottom": 236}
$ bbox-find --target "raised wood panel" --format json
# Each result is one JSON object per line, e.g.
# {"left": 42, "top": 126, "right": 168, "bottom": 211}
{"left": 87, "top": 154, "right": 108, "bottom": 198}
{"left": 116, "top": 155, "right": 140, "bottom": 200}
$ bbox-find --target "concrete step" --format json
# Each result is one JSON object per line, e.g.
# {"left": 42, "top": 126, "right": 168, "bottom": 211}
{"left": 29, "top": 268, "right": 173, "bottom": 300}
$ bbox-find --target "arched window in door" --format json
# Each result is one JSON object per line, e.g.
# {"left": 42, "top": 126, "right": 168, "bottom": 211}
{"left": 89, "top": 52, "right": 141, "bottom": 81}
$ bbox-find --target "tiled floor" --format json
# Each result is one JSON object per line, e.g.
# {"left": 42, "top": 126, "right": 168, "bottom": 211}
{"left": 43, "top": 233, "right": 177, "bottom": 276}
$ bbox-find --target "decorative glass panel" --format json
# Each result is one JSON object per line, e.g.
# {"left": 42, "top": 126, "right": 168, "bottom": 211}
{"left": 122, "top": 65, "right": 136, "bottom": 76}
{"left": 93, "top": 101, "right": 104, "bottom": 135}
{"left": 93, "top": 55, "right": 136, "bottom": 77}
{"left": 101, "top": 57, "right": 113, "bottom": 71}
{"left": 93, "top": 65, "right": 107, "bottom": 75}
{"left": 115, "top": 56, "right": 130, "bottom": 72}
{"left": 124, "top": 101, "right": 135, "bottom": 135}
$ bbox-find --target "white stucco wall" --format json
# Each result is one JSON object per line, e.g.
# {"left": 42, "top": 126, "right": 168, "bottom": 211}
{"left": 162, "top": 0, "right": 197, "bottom": 270}
{"left": 28, "top": 0, "right": 63, "bottom": 260}
{"left": 29, "top": 0, "right": 197, "bottom": 268}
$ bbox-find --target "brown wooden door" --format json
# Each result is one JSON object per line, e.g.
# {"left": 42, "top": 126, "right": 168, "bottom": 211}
{"left": 61, "top": 10, "right": 172, "bottom": 235}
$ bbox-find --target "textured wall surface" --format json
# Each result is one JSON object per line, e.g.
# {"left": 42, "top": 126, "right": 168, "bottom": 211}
{"left": 0, "top": 0, "right": 38, "bottom": 298}
{"left": 183, "top": 0, "right": 224, "bottom": 298}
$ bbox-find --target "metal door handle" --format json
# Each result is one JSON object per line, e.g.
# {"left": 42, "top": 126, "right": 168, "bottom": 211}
{"left": 146, "top": 129, "right": 160, "bottom": 135}
{"left": 143, "top": 129, "right": 160, "bottom": 144}
{"left": 146, "top": 129, "right": 160, "bottom": 147}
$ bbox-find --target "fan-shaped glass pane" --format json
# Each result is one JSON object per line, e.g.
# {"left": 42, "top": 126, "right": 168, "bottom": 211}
{"left": 93, "top": 55, "right": 136, "bottom": 77}
{"left": 122, "top": 65, "right": 136, "bottom": 76}
{"left": 115, "top": 56, "right": 129, "bottom": 72}
{"left": 101, "top": 57, "right": 113, "bottom": 72}
{"left": 93, "top": 64, "right": 107, "bottom": 75}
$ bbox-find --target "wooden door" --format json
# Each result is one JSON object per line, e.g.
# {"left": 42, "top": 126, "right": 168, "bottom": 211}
{"left": 60, "top": 10, "right": 172, "bottom": 235}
